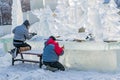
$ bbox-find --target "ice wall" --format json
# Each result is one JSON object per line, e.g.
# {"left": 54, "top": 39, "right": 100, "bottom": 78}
{"left": 59, "top": 41, "right": 120, "bottom": 72}
{"left": 27, "top": 40, "right": 120, "bottom": 72}
{"left": 62, "top": 49, "right": 117, "bottom": 72}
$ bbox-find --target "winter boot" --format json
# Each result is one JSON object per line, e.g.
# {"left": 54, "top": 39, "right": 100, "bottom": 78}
{"left": 9, "top": 48, "right": 17, "bottom": 58}
{"left": 45, "top": 66, "right": 58, "bottom": 72}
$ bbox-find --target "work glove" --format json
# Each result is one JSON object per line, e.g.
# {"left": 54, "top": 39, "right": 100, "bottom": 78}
{"left": 30, "top": 32, "right": 37, "bottom": 36}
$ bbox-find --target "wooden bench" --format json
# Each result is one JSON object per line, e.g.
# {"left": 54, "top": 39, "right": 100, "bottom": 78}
{"left": 12, "top": 50, "right": 43, "bottom": 68}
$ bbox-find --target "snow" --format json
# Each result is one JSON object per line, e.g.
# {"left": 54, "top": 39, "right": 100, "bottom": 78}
{"left": 0, "top": 52, "right": 120, "bottom": 80}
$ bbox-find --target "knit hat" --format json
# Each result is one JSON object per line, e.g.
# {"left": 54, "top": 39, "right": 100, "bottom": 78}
{"left": 23, "top": 20, "right": 30, "bottom": 26}
{"left": 49, "top": 36, "right": 56, "bottom": 40}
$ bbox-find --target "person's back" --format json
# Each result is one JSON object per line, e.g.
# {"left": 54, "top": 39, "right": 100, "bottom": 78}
{"left": 13, "top": 24, "right": 29, "bottom": 42}
{"left": 43, "top": 44, "right": 59, "bottom": 62}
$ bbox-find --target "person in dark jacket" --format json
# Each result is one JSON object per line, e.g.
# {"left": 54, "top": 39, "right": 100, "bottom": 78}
{"left": 10, "top": 20, "right": 36, "bottom": 58}
{"left": 43, "top": 36, "right": 65, "bottom": 71}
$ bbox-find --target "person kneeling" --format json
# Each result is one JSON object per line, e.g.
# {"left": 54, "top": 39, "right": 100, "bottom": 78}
{"left": 42, "top": 36, "right": 65, "bottom": 71}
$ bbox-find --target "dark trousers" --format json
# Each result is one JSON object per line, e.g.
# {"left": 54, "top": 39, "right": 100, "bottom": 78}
{"left": 13, "top": 42, "right": 31, "bottom": 49}
{"left": 13, "top": 42, "right": 31, "bottom": 54}
{"left": 43, "top": 61, "right": 65, "bottom": 71}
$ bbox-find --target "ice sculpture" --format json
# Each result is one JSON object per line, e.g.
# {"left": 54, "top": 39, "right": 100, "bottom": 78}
{"left": 30, "top": 0, "right": 89, "bottom": 39}
{"left": 99, "top": 0, "right": 120, "bottom": 40}
{"left": 11, "top": 0, "right": 23, "bottom": 32}
{"left": 9, "top": 0, "right": 120, "bottom": 41}
{"left": 43, "top": 0, "right": 57, "bottom": 11}
{"left": 87, "top": 0, "right": 103, "bottom": 41}
{"left": 30, "top": 6, "right": 56, "bottom": 37}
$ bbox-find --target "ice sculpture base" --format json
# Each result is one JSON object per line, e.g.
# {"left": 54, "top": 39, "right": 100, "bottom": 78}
{"left": 62, "top": 49, "right": 117, "bottom": 72}
{"left": 27, "top": 41, "right": 120, "bottom": 72}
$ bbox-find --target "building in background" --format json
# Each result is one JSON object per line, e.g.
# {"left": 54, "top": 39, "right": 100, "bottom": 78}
{"left": 0, "top": 0, "right": 30, "bottom": 25}
{"left": 0, "top": 0, "right": 59, "bottom": 25}
{"left": 21, "top": 0, "right": 30, "bottom": 12}
{"left": 0, "top": 0, "right": 12, "bottom": 25}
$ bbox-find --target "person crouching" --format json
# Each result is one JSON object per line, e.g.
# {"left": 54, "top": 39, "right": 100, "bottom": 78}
{"left": 42, "top": 36, "right": 65, "bottom": 71}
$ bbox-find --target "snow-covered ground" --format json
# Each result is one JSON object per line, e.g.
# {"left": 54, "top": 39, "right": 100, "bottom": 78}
{"left": 1, "top": 52, "right": 120, "bottom": 80}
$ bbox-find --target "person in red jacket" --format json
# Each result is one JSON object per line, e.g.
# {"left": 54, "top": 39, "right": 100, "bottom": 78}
{"left": 43, "top": 36, "right": 65, "bottom": 71}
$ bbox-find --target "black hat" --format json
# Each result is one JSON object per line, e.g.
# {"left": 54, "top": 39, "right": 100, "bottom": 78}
{"left": 23, "top": 20, "right": 30, "bottom": 26}
{"left": 49, "top": 36, "right": 56, "bottom": 40}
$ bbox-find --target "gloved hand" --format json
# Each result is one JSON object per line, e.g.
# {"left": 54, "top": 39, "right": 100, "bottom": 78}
{"left": 61, "top": 45, "right": 64, "bottom": 49}
{"left": 30, "top": 32, "right": 37, "bottom": 36}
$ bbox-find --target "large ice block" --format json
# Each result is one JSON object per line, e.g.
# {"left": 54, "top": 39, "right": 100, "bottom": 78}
{"left": 62, "top": 49, "right": 117, "bottom": 72}
{"left": 28, "top": 41, "right": 120, "bottom": 72}
{"left": 0, "top": 34, "right": 14, "bottom": 52}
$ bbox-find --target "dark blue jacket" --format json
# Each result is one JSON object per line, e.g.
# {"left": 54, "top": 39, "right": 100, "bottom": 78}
{"left": 13, "top": 24, "right": 33, "bottom": 44}
{"left": 43, "top": 44, "right": 60, "bottom": 62}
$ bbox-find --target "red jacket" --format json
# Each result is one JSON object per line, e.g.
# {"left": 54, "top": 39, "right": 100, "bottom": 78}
{"left": 46, "top": 38, "right": 63, "bottom": 56}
